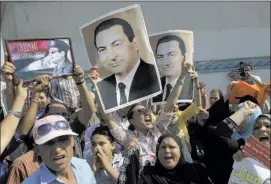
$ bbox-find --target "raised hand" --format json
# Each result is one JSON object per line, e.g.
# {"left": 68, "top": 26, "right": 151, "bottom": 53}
{"left": 180, "top": 55, "right": 192, "bottom": 77}
{"left": 91, "top": 151, "right": 102, "bottom": 173}
{"left": 188, "top": 66, "right": 198, "bottom": 80}
{"left": 88, "top": 66, "right": 100, "bottom": 84}
{"left": 73, "top": 65, "right": 85, "bottom": 83}
{"left": 96, "top": 147, "right": 112, "bottom": 171}
{"left": 125, "top": 138, "right": 139, "bottom": 151}
{"left": 243, "top": 100, "right": 258, "bottom": 115}
{"left": 15, "top": 79, "right": 28, "bottom": 100}
{"left": 1, "top": 54, "right": 15, "bottom": 82}
{"left": 34, "top": 75, "right": 52, "bottom": 93}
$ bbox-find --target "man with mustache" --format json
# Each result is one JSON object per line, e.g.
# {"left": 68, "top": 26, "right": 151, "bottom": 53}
{"left": 94, "top": 18, "right": 160, "bottom": 111}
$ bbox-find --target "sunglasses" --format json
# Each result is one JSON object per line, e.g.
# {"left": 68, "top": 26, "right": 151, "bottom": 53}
{"left": 132, "top": 108, "right": 151, "bottom": 117}
{"left": 37, "top": 121, "right": 70, "bottom": 136}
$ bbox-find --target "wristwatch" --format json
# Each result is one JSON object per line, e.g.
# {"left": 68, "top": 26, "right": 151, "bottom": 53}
{"left": 8, "top": 110, "right": 22, "bottom": 118}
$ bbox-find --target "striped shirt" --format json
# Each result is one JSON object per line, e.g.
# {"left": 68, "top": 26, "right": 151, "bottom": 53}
{"left": 49, "top": 76, "right": 79, "bottom": 109}
{"left": 7, "top": 150, "right": 41, "bottom": 184}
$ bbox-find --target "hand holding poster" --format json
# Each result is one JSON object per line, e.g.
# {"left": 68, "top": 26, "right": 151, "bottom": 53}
{"left": 80, "top": 4, "right": 161, "bottom": 113}
{"left": 5, "top": 38, "right": 75, "bottom": 82}
{"left": 149, "top": 30, "right": 195, "bottom": 104}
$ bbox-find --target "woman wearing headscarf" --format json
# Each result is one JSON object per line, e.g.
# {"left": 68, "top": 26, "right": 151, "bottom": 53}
{"left": 200, "top": 100, "right": 259, "bottom": 184}
{"left": 228, "top": 114, "right": 270, "bottom": 184}
{"left": 188, "top": 92, "right": 259, "bottom": 184}
{"left": 117, "top": 132, "right": 212, "bottom": 184}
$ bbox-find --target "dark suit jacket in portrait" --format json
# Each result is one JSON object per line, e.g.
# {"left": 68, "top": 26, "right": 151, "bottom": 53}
{"left": 152, "top": 74, "right": 194, "bottom": 103}
{"left": 97, "top": 59, "right": 160, "bottom": 110}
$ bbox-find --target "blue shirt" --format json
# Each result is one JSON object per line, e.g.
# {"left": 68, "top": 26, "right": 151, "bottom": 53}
{"left": 22, "top": 157, "right": 96, "bottom": 184}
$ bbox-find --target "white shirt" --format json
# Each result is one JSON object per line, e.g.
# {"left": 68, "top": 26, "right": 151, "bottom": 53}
{"left": 115, "top": 58, "right": 140, "bottom": 105}
{"left": 162, "top": 77, "right": 178, "bottom": 101}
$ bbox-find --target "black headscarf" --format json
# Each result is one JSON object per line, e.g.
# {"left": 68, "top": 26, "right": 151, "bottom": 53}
{"left": 141, "top": 133, "right": 211, "bottom": 184}
{"left": 118, "top": 133, "right": 212, "bottom": 184}
{"left": 153, "top": 133, "right": 185, "bottom": 181}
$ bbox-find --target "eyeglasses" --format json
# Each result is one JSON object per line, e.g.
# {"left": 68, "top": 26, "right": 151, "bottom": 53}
{"left": 132, "top": 108, "right": 151, "bottom": 117}
{"left": 37, "top": 121, "right": 70, "bottom": 136}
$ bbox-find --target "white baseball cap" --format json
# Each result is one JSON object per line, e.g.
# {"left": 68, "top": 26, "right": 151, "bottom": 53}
{"left": 32, "top": 115, "right": 78, "bottom": 145}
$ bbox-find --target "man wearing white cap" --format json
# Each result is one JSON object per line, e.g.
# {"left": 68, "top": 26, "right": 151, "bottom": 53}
{"left": 22, "top": 115, "right": 96, "bottom": 184}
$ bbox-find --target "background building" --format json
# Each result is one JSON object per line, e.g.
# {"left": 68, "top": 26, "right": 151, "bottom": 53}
{"left": 1, "top": 1, "right": 270, "bottom": 94}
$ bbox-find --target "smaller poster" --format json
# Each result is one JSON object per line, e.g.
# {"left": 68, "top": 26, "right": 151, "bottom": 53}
{"left": 228, "top": 158, "right": 270, "bottom": 184}
{"left": 5, "top": 38, "right": 75, "bottom": 82}
{"left": 149, "top": 30, "right": 194, "bottom": 105}
{"left": 242, "top": 136, "right": 270, "bottom": 169}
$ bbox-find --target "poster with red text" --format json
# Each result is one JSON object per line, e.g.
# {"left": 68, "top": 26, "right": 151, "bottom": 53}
{"left": 5, "top": 38, "right": 75, "bottom": 82}
{"left": 242, "top": 136, "right": 270, "bottom": 169}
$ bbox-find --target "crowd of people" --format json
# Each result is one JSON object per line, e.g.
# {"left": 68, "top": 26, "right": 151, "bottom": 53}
{"left": 0, "top": 53, "right": 270, "bottom": 184}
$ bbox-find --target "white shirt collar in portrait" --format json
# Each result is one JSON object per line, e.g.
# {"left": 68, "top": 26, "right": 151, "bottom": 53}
{"left": 162, "top": 77, "right": 178, "bottom": 101}
{"left": 115, "top": 58, "right": 141, "bottom": 105}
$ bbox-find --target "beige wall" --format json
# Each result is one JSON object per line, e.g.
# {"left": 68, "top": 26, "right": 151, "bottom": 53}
{"left": 1, "top": 1, "right": 270, "bottom": 70}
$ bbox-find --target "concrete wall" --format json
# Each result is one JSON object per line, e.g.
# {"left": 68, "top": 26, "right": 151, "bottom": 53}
{"left": 1, "top": 1, "right": 270, "bottom": 95}
{"left": 199, "top": 69, "right": 270, "bottom": 94}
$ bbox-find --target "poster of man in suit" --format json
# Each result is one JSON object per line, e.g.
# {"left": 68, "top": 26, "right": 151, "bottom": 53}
{"left": 150, "top": 30, "right": 194, "bottom": 104}
{"left": 80, "top": 4, "right": 161, "bottom": 113}
{"left": 5, "top": 38, "right": 75, "bottom": 81}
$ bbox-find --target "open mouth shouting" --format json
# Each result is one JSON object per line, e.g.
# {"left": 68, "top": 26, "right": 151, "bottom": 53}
{"left": 164, "top": 156, "right": 174, "bottom": 162}
{"left": 259, "top": 135, "right": 270, "bottom": 145}
{"left": 53, "top": 154, "right": 66, "bottom": 164}
{"left": 144, "top": 115, "right": 152, "bottom": 124}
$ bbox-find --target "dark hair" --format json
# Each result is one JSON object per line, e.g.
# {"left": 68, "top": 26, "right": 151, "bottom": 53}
{"left": 94, "top": 18, "right": 135, "bottom": 48}
{"left": 91, "top": 126, "right": 115, "bottom": 143}
{"left": 155, "top": 35, "right": 186, "bottom": 56}
{"left": 47, "top": 39, "right": 70, "bottom": 60}
{"left": 237, "top": 95, "right": 259, "bottom": 105}
{"left": 44, "top": 102, "right": 69, "bottom": 114}
{"left": 43, "top": 102, "right": 72, "bottom": 121}
{"left": 127, "top": 103, "right": 140, "bottom": 120}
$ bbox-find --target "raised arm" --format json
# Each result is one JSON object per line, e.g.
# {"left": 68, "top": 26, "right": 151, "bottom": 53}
{"left": 180, "top": 67, "right": 202, "bottom": 123}
{"left": 73, "top": 65, "right": 95, "bottom": 126}
{"left": 164, "top": 56, "right": 190, "bottom": 112}
{"left": 246, "top": 71, "right": 262, "bottom": 85}
{"left": 228, "top": 101, "right": 258, "bottom": 128}
{"left": 88, "top": 66, "right": 128, "bottom": 144}
{"left": 1, "top": 55, "right": 15, "bottom": 110}
{"left": 16, "top": 75, "right": 51, "bottom": 138}
{"left": 0, "top": 80, "right": 27, "bottom": 155}
{"left": 199, "top": 82, "right": 208, "bottom": 109}
{"left": 192, "top": 68, "right": 202, "bottom": 108}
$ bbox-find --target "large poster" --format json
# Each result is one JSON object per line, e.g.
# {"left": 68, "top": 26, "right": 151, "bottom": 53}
{"left": 150, "top": 30, "right": 194, "bottom": 104}
{"left": 80, "top": 4, "right": 162, "bottom": 113}
{"left": 5, "top": 38, "right": 75, "bottom": 82}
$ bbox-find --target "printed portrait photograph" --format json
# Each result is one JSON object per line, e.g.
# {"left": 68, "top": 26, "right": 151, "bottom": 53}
{"left": 5, "top": 38, "right": 75, "bottom": 82}
{"left": 80, "top": 4, "right": 162, "bottom": 113}
{"left": 150, "top": 30, "right": 195, "bottom": 104}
